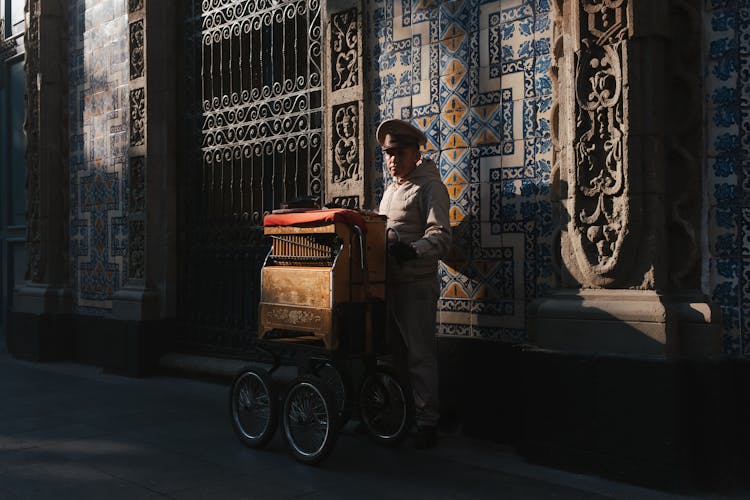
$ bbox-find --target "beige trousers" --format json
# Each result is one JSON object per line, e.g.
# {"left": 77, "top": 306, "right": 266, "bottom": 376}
{"left": 387, "top": 278, "right": 440, "bottom": 427}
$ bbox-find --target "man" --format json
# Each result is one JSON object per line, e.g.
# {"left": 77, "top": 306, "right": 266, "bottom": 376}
{"left": 377, "top": 119, "right": 451, "bottom": 449}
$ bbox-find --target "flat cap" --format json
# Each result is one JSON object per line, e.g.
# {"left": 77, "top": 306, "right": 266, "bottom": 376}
{"left": 376, "top": 119, "right": 427, "bottom": 150}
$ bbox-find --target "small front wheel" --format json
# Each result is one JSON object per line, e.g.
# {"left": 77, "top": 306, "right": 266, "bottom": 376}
{"left": 281, "top": 375, "right": 338, "bottom": 464}
{"left": 229, "top": 367, "right": 278, "bottom": 449}
{"left": 358, "top": 366, "right": 413, "bottom": 447}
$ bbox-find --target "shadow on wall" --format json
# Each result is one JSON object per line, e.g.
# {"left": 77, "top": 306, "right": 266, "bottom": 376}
{"left": 436, "top": 287, "right": 748, "bottom": 494}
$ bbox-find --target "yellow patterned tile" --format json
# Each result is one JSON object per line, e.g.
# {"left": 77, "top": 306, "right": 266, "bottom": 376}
{"left": 442, "top": 23, "right": 465, "bottom": 42}
{"left": 443, "top": 133, "right": 468, "bottom": 149}
{"left": 447, "top": 183, "right": 467, "bottom": 200}
{"left": 442, "top": 33, "right": 465, "bottom": 53}
{"left": 420, "top": 142, "right": 439, "bottom": 154}
{"left": 474, "top": 128, "right": 501, "bottom": 145}
{"left": 441, "top": 72, "right": 465, "bottom": 90}
{"left": 413, "top": 115, "right": 439, "bottom": 153}
{"left": 443, "top": 59, "right": 466, "bottom": 77}
{"left": 443, "top": 148, "right": 466, "bottom": 163}
{"left": 445, "top": 168, "right": 468, "bottom": 191}
{"left": 413, "top": 114, "right": 437, "bottom": 130}
{"left": 474, "top": 103, "right": 499, "bottom": 121}
{"left": 449, "top": 206, "right": 466, "bottom": 226}
{"left": 442, "top": 95, "right": 467, "bottom": 126}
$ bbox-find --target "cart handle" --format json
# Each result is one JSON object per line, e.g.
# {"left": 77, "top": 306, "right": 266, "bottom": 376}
{"left": 352, "top": 225, "right": 366, "bottom": 272}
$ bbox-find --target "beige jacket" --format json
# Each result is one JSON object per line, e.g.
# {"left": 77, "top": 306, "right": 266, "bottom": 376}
{"left": 378, "top": 158, "right": 451, "bottom": 283}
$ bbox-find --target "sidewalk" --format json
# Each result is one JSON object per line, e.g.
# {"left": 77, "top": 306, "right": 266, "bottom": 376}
{"left": 0, "top": 354, "right": 720, "bottom": 499}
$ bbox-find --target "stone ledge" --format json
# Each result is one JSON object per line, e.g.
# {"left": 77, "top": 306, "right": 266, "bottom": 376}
{"left": 529, "top": 290, "right": 722, "bottom": 358}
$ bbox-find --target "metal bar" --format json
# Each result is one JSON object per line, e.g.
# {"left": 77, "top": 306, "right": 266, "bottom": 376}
{"left": 180, "top": 0, "right": 324, "bottom": 354}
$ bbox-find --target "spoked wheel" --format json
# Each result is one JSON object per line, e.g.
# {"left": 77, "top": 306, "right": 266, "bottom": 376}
{"left": 358, "top": 366, "right": 413, "bottom": 447}
{"left": 281, "top": 375, "right": 338, "bottom": 464}
{"left": 317, "top": 361, "right": 352, "bottom": 427}
{"left": 229, "top": 367, "right": 278, "bottom": 448}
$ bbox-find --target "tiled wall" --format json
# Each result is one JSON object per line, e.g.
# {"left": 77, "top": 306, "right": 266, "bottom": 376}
{"left": 705, "top": 0, "right": 750, "bottom": 356}
{"left": 367, "top": 0, "right": 554, "bottom": 340}
{"left": 60, "top": 0, "right": 750, "bottom": 355}
{"left": 68, "top": 0, "right": 129, "bottom": 312}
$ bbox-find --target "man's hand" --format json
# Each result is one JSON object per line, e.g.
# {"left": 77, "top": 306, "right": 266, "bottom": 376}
{"left": 389, "top": 241, "right": 417, "bottom": 264}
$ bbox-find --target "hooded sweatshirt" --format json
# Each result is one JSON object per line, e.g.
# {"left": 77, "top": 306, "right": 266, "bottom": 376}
{"left": 378, "top": 157, "right": 451, "bottom": 283}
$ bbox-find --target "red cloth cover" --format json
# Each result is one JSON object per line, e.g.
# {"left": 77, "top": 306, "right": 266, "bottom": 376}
{"left": 263, "top": 209, "right": 367, "bottom": 233}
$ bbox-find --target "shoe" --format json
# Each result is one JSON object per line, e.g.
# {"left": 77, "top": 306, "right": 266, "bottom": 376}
{"left": 413, "top": 425, "right": 438, "bottom": 449}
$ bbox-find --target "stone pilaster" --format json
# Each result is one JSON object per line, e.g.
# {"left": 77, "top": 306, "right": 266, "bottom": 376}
{"left": 112, "top": 0, "right": 177, "bottom": 321}
{"left": 12, "top": 0, "right": 71, "bottom": 318}
{"left": 323, "top": 0, "right": 367, "bottom": 208}
{"left": 530, "top": 0, "right": 721, "bottom": 357}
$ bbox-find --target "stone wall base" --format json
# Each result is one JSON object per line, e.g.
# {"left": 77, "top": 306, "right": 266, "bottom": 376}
{"left": 438, "top": 338, "right": 749, "bottom": 493}
{"left": 7, "top": 312, "right": 174, "bottom": 377}
{"left": 528, "top": 290, "right": 722, "bottom": 357}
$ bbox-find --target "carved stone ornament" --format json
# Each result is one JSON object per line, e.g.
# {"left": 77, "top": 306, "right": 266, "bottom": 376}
{"left": 129, "top": 0, "right": 144, "bottom": 13}
{"left": 332, "top": 102, "right": 360, "bottom": 183}
{"left": 331, "top": 195, "right": 360, "bottom": 209}
{"left": 130, "top": 156, "right": 146, "bottom": 212}
{"left": 580, "top": 0, "right": 629, "bottom": 45}
{"left": 129, "top": 220, "right": 145, "bottom": 279}
{"left": 565, "top": 0, "right": 632, "bottom": 286}
{"left": 129, "top": 20, "right": 144, "bottom": 80}
{"left": 130, "top": 88, "right": 145, "bottom": 146}
{"left": 331, "top": 8, "right": 358, "bottom": 91}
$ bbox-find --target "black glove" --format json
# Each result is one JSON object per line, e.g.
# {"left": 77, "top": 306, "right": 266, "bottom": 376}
{"left": 389, "top": 241, "right": 417, "bottom": 264}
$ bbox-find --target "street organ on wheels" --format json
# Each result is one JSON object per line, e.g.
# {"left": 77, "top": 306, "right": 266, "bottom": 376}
{"left": 228, "top": 208, "right": 413, "bottom": 464}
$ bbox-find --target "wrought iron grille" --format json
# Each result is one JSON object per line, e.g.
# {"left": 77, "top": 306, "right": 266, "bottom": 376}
{"left": 178, "top": 0, "right": 323, "bottom": 356}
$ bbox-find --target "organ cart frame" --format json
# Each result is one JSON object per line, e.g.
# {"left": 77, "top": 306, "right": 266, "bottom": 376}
{"left": 228, "top": 209, "right": 413, "bottom": 464}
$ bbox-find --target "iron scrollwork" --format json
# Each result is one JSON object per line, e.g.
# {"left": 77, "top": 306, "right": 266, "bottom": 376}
{"left": 178, "top": 0, "right": 323, "bottom": 355}
{"left": 198, "top": 0, "right": 324, "bottom": 222}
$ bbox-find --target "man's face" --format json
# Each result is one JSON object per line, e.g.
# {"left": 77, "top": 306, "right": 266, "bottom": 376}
{"left": 385, "top": 146, "right": 421, "bottom": 179}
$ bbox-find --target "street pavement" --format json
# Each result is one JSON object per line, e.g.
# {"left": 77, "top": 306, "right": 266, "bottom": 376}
{"left": 0, "top": 353, "right": 723, "bottom": 499}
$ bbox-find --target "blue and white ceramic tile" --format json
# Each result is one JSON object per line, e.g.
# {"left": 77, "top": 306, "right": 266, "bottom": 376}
{"left": 706, "top": 8, "right": 737, "bottom": 59}
{"left": 740, "top": 53, "right": 750, "bottom": 107}
{"left": 741, "top": 160, "right": 750, "bottom": 205}
{"left": 708, "top": 117, "right": 740, "bottom": 158}
{"left": 436, "top": 323, "right": 472, "bottom": 336}
{"left": 710, "top": 256, "right": 742, "bottom": 355}
{"left": 703, "top": 4, "right": 750, "bottom": 355}
{"left": 709, "top": 200, "right": 740, "bottom": 260}
{"left": 68, "top": 0, "right": 129, "bottom": 311}
{"left": 63, "top": 0, "right": 558, "bottom": 341}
